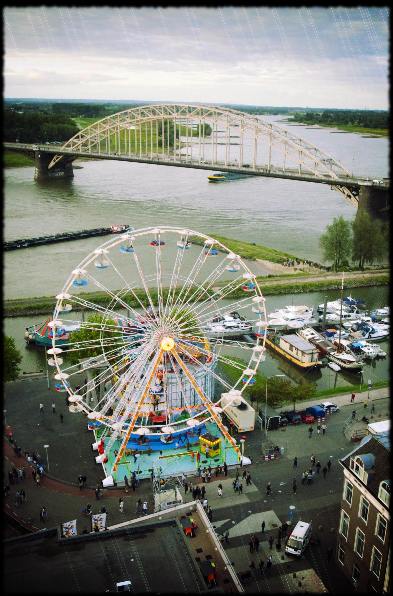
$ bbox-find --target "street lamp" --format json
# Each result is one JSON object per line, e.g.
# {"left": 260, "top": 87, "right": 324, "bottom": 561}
{"left": 264, "top": 374, "right": 285, "bottom": 439}
{"left": 43, "top": 444, "right": 50, "bottom": 472}
{"left": 239, "top": 438, "right": 245, "bottom": 463}
{"left": 367, "top": 379, "right": 372, "bottom": 400}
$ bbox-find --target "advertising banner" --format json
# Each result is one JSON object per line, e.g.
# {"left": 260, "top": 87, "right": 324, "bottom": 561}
{"left": 61, "top": 519, "right": 77, "bottom": 538}
{"left": 91, "top": 512, "right": 107, "bottom": 532}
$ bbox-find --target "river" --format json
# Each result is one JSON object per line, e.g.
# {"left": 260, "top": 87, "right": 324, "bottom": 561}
{"left": 4, "top": 115, "right": 389, "bottom": 392}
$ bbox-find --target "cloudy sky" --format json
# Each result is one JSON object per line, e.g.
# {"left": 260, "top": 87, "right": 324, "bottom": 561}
{"left": 4, "top": 6, "right": 389, "bottom": 109}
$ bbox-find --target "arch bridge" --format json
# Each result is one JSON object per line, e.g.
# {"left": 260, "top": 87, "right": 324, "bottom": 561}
{"left": 5, "top": 104, "right": 389, "bottom": 209}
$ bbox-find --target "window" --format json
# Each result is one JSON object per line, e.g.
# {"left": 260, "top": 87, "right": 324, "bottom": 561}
{"left": 378, "top": 481, "right": 390, "bottom": 507}
{"left": 370, "top": 547, "right": 382, "bottom": 579}
{"left": 375, "top": 514, "right": 387, "bottom": 543}
{"left": 350, "top": 456, "right": 366, "bottom": 482}
{"left": 352, "top": 562, "right": 361, "bottom": 583}
{"left": 339, "top": 509, "right": 350, "bottom": 540}
{"left": 338, "top": 544, "right": 345, "bottom": 565}
{"left": 359, "top": 496, "right": 369, "bottom": 523}
{"left": 344, "top": 481, "right": 353, "bottom": 505}
{"left": 354, "top": 528, "right": 365, "bottom": 558}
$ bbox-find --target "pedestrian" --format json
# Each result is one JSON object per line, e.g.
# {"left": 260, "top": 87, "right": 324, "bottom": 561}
{"left": 52, "top": 402, "right": 56, "bottom": 414}
{"left": 208, "top": 507, "right": 213, "bottom": 522}
{"left": 31, "top": 468, "right": 36, "bottom": 482}
{"left": 15, "top": 491, "right": 21, "bottom": 507}
{"left": 327, "top": 459, "right": 332, "bottom": 471}
{"left": 371, "top": 403, "right": 375, "bottom": 414}
{"left": 301, "top": 471, "right": 307, "bottom": 484}
{"left": 39, "top": 506, "right": 48, "bottom": 522}
{"left": 142, "top": 501, "right": 148, "bottom": 515}
{"left": 217, "top": 484, "right": 223, "bottom": 497}
{"left": 242, "top": 469, "right": 247, "bottom": 479}
{"left": 124, "top": 475, "right": 129, "bottom": 492}
{"left": 18, "top": 468, "right": 23, "bottom": 482}
{"left": 215, "top": 467, "right": 219, "bottom": 477}
{"left": 119, "top": 498, "right": 124, "bottom": 513}
{"left": 39, "top": 403, "right": 44, "bottom": 414}
{"left": 293, "top": 479, "right": 297, "bottom": 494}
{"left": 266, "top": 482, "right": 271, "bottom": 496}
{"left": 258, "top": 559, "right": 264, "bottom": 574}
{"left": 223, "top": 462, "right": 228, "bottom": 477}
{"left": 266, "top": 555, "right": 272, "bottom": 572}
{"left": 60, "top": 413, "right": 64, "bottom": 423}
{"left": 202, "top": 497, "right": 208, "bottom": 510}
{"left": 20, "top": 488, "right": 26, "bottom": 503}
{"left": 317, "top": 425, "right": 321, "bottom": 435}
{"left": 316, "top": 461, "right": 321, "bottom": 474}
{"left": 207, "top": 471, "right": 211, "bottom": 482}
{"left": 201, "top": 485, "right": 206, "bottom": 499}
{"left": 308, "top": 426, "right": 313, "bottom": 438}
{"left": 311, "top": 455, "right": 316, "bottom": 466}
{"left": 293, "top": 456, "right": 298, "bottom": 468}
{"left": 201, "top": 469, "right": 206, "bottom": 483}
{"left": 36, "top": 474, "right": 41, "bottom": 487}
{"left": 82, "top": 475, "right": 87, "bottom": 487}
{"left": 246, "top": 472, "right": 251, "bottom": 485}
{"left": 239, "top": 482, "right": 243, "bottom": 494}
{"left": 322, "top": 423, "right": 327, "bottom": 435}
{"left": 352, "top": 410, "right": 356, "bottom": 420}
{"left": 261, "top": 520, "right": 266, "bottom": 533}
{"left": 254, "top": 535, "right": 260, "bottom": 552}
{"left": 322, "top": 466, "right": 328, "bottom": 479}
{"left": 249, "top": 536, "right": 254, "bottom": 553}
{"left": 95, "top": 486, "right": 101, "bottom": 500}
{"left": 136, "top": 498, "right": 142, "bottom": 514}
{"left": 351, "top": 392, "right": 355, "bottom": 403}
{"left": 281, "top": 522, "right": 288, "bottom": 538}
{"left": 268, "top": 535, "right": 274, "bottom": 549}
{"left": 276, "top": 538, "right": 281, "bottom": 551}
{"left": 184, "top": 481, "right": 189, "bottom": 494}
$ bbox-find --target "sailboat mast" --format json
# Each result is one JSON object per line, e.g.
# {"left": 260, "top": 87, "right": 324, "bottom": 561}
{"left": 338, "top": 272, "right": 344, "bottom": 349}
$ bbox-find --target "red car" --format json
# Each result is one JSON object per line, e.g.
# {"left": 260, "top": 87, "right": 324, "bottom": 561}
{"left": 300, "top": 412, "right": 315, "bottom": 424}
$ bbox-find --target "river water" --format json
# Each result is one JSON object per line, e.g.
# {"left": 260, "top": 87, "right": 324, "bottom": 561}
{"left": 4, "top": 115, "right": 389, "bottom": 391}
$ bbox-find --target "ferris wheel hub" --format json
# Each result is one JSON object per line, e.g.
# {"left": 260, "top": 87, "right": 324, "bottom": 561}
{"left": 160, "top": 336, "right": 175, "bottom": 352}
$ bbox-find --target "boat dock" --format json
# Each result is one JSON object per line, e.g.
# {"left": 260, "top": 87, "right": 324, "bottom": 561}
{"left": 4, "top": 225, "right": 131, "bottom": 251}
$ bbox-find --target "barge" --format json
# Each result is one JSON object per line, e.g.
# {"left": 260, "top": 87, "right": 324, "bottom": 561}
{"left": 264, "top": 332, "right": 322, "bottom": 368}
{"left": 4, "top": 224, "right": 132, "bottom": 251}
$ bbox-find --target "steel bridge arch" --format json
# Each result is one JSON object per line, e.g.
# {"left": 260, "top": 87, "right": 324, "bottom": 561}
{"left": 48, "top": 103, "right": 357, "bottom": 205}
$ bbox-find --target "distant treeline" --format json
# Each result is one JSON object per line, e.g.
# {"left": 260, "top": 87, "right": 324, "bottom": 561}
{"left": 290, "top": 109, "right": 389, "bottom": 130}
{"left": 4, "top": 107, "right": 80, "bottom": 143}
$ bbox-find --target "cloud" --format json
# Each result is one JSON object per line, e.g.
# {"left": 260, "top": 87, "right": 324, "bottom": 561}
{"left": 4, "top": 6, "right": 389, "bottom": 109}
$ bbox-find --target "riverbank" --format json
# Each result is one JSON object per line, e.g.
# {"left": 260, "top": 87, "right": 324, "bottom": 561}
{"left": 286, "top": 118, "right": 388, "bottom": 137}
{"left": 4, "top": 269, "right": 388, "bottom": 317}
{"left": 4, "top": 150, "right": 35, "bottom": 167}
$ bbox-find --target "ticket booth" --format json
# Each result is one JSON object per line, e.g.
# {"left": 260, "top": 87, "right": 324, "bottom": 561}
{"left": 199, "top": 433, "right": 221, "bottom": 457}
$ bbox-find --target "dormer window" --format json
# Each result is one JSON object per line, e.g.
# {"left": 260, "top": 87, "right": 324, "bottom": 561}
{"left": 378, "top": 480, "right": 390, "bottom": 507}
{"left": 350, "top": 456, "right": 366, "bottom": 482}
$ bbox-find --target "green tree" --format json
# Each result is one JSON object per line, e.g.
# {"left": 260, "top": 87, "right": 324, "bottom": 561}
{"left": 320, "top": 216, "right": 352, "bottom": 271}
{"left": 352, "top": 211, "right": 387, "bottom": 269}
{"left": 4, "top": 335, "right": 22, "bottom": 381}
{"left": 67, "top": 314, "right": 118, "bottom": 365}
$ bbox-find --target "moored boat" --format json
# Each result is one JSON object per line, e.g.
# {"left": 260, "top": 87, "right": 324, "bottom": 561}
{"left": 264, "top": 332, "right": 322, "bottom": 368}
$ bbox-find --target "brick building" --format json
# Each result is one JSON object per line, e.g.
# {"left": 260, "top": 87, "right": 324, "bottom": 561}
{"left": 337, "top": 432, "right": 390, "bottom": 593}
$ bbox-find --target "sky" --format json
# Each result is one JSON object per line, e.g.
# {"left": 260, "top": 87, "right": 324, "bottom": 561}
{"left": 4, "top": 6, "right": 390, "bottom": 109}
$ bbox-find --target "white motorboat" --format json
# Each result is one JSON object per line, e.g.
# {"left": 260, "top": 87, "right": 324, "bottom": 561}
{"left": 328, "top": 362, "right": 341, "bottom": 372}
{"left": 319, "top": 311, "right": 361, "bottom": 325}
{"left": 329, "top": 349, "right": 363, "bottom": 370}
{"left": 350, "top": 322, "right": 389, "bottom": 342}
{"left": 203, "top": 312, "right": 252, "bottom": 338}
{"left": 268, "top": 305, "right": 316, "bottom": 330}
{"left": 359, "top": 343, "right": 387, "bottom": 359}
{"left": 317, "top": 299, "right": 357, "bottom": 314}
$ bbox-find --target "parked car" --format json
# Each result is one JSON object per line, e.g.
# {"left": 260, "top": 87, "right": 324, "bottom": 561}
{"left": 298, "top": 411, "right": 315, "bottom": 424}
{"left": 319, "top": 402, "right": 340, "bottom": 414}
{"left": 280, "top": 410, "right": 302, "bottom": 425}
{"left": 305, "top": 405, "right": 325, "bottom": 419}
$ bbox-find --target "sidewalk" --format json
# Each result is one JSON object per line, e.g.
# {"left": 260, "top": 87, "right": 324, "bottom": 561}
{"left": 292, "top": 387, "right": 389, "bottom": 411}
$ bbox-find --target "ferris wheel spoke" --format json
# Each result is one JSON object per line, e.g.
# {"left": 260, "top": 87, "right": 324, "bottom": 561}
{"left": 167, "top": 352, "right": 200, "bottom": 419}
{"left": 60, "top": 295, "right": 130, "bottom": 327}
{"left": 155, "top": 232, "right": 165, "bottom": 323}
{"left": 163, "top": 231, "right": 190, "bottom": 321}
{"left": 168, "top": 252, "right": 228, "bottom": 327}
{"left": 98, "top": 254, "right": 161, "bottom": 332}
{"left": 82, "top": 271, "right": 145, "bottom": 320}
{"left": 130, "top": 249, "right": 160, "bottom": 324}
{"left": 168, "top": 243, "right": 209, "bottom": 317}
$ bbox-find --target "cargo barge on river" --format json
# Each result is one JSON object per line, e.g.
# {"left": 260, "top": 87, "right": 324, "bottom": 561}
{"left": 4, "top": 224, "right": 131, "bottom": 251}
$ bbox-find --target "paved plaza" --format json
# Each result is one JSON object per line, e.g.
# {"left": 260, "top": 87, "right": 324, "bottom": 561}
{"left": 3, "top": 376, "right": 389, "bottom": 592}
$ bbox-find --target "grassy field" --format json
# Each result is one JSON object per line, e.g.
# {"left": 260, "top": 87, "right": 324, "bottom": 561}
{"left": 4, "top": 272, "right": 388, "bottom": 318}
{"left": 4, "top": 150, "right": 35, "bottom": 167}
{"left": 191, "top": 234, "right": 299, "bottom": 264}
{"left": 289, "top": 118, "right": 388, "bottom": 137}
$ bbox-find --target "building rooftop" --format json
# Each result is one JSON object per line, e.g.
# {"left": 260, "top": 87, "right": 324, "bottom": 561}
{"left": 4, "top": 502, "right": 241, "bottom": 593}
{"left": 280, "top": 334, "right": 317, "bottom": 352}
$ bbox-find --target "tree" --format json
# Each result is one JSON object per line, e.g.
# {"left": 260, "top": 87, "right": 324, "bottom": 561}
{"left": 320, "top": 216, "right": 352, "bottom": 271}
{"left": 4, "top": 335, "right": 22, "bottom": 381}
{"left": 352, "top": 211, "right": 387, "bottom": 269}
{"left": 67, "top": 314, "right": 117, "bottom": 365}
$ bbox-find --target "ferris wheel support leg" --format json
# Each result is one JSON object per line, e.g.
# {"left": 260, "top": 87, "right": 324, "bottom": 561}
{"left": 112, "top": 349, "right": 164, "bottom": 474}
{"left": 170, "top": 348, "right": 241, "bottom": 459}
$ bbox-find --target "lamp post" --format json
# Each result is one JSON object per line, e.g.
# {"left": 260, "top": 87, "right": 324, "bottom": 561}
{"left": 367, "top": 379, "right": 372, "bottom": 400}
{"left": 264, "top": 374, "right": 285, "bottom": 439}
{"left": 43, "top": 444, "right": 50, "bottom": 472}
{"left": 240, "top": 438, "right": 245, "bottom": 461}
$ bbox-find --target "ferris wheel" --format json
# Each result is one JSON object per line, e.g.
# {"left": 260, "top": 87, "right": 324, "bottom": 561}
{"left": 49, "top": 226, "right": 267, "bottom": 482}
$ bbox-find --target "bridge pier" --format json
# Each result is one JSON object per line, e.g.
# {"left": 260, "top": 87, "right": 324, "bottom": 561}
{"left": 34, "top": 151, "right": 74, "bottom": 180}
{"left": 357, "top": 185, "right": 389, "bottom": 221}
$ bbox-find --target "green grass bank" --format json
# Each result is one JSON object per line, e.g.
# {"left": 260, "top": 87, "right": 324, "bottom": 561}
{"left": 4, "top": 150, "right": 35, "bottom": 167}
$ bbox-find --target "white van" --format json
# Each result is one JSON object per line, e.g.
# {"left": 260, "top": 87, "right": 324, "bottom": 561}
{"left": 285, "top": 521, "right": 312, "bottom": 556}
